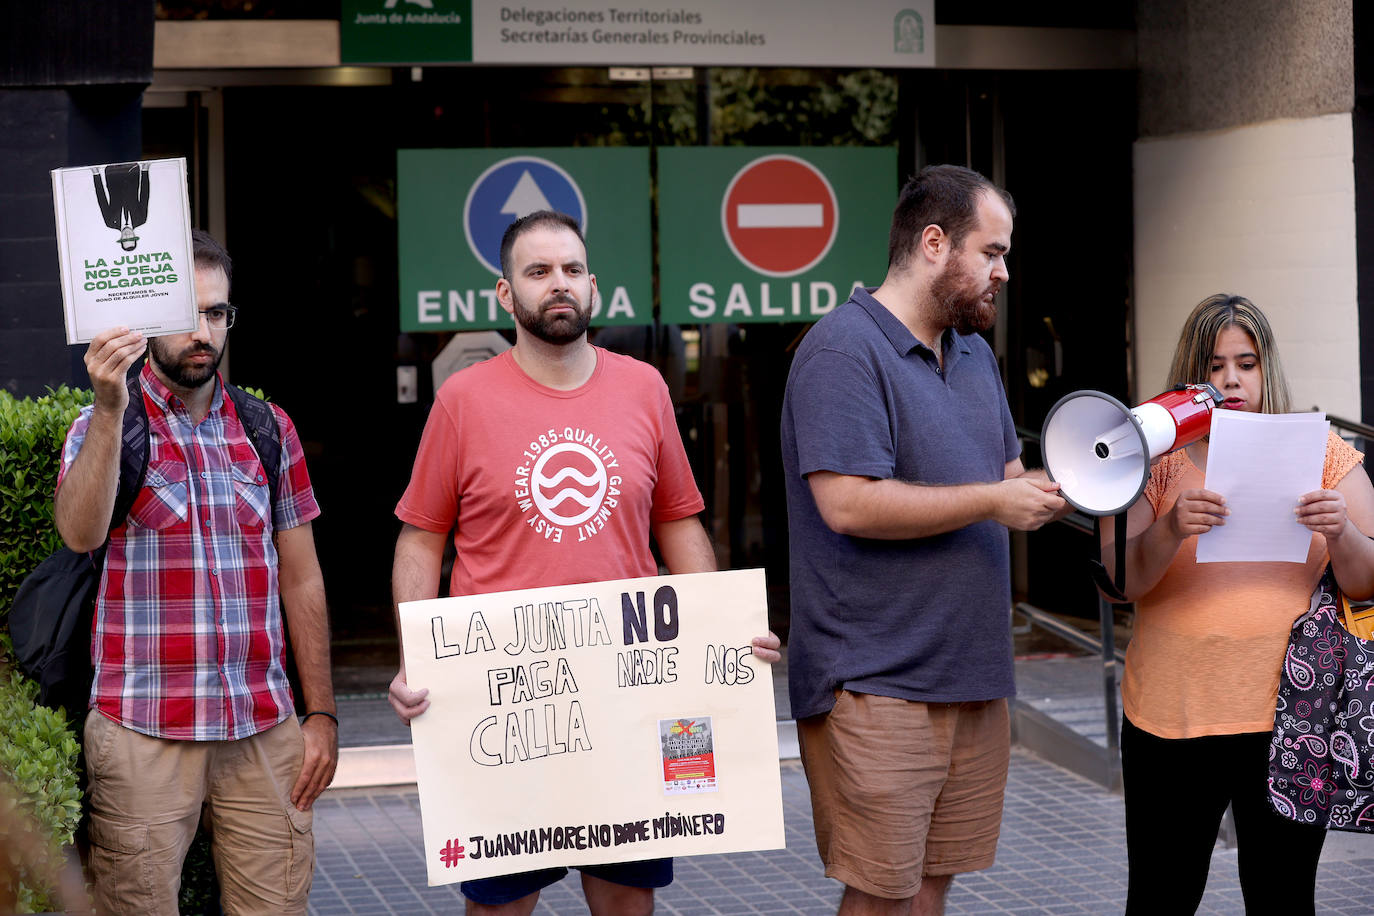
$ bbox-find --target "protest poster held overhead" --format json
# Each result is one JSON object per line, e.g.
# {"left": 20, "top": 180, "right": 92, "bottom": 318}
{"left": 399, "top": 568, "right": 785, "bottom": 886}
{"left": 51, "top": 157, "right": 198, "bottom": 344}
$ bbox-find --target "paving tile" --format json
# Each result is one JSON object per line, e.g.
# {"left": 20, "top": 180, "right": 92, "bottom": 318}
{"left": 308, "top": 746, "right": 1374, "bottom": 914}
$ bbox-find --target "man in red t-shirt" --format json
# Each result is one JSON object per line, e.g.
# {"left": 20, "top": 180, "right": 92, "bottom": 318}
{"left": 388, "top": 210, "right": 779, "bottom": 915}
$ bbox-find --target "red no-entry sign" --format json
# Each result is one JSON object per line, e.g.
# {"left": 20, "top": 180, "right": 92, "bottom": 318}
{"left": 720, "top": 155, "right": 839, "bottom": 277}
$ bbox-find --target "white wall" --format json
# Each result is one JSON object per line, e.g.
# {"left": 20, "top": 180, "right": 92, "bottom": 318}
{"left": 1133, "top": 113, "right": 1358, "bottom": 419}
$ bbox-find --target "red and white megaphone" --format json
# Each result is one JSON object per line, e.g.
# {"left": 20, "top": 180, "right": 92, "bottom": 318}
{"left": 1041, "top": 383, "right": 1223, "bottom": 516}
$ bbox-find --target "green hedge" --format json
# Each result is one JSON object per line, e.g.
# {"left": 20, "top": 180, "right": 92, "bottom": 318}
{"left": 0, "top": 387, "right": 89, "bottom": 912}
{"left": 0, "top": 645, "right": 82, "bottom": 914}
{"left": 0, "top": 386, "right": 91, "bottom": 617}
{"left": 1, "top": 382, "right": 245, "bottom": 913}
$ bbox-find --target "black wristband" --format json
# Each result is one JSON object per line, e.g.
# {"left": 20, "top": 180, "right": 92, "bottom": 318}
{"left": 301, "top": 710, "right": 339, "bottom": 726}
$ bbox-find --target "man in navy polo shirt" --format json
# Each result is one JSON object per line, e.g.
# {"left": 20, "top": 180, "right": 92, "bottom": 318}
{"left": 781, "top": 164, "right": 1066, "bottom": 916}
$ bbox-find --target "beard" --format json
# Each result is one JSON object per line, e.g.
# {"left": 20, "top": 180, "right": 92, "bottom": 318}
{"left": 148, "top": 337, "right": 224, "bottom": 390}
{"left": 930, "top": 256, "right": 999, "bottom": 336}
{"left": 511, "top": 288, "right": 591, "bottom": 345}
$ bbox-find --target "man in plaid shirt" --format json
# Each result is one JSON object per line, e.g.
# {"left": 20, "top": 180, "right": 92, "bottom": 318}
{"left": 55, "top": 230, "right": 336, "bottom": 915}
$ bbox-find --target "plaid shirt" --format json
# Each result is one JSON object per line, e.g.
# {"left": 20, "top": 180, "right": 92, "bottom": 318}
{"left": 58, "top": 366, "right": 321, "bottom": 740}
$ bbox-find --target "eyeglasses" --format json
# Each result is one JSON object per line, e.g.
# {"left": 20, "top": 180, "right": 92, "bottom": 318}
{"left": 199, "top": 306, "right": 237, "bottom": 329}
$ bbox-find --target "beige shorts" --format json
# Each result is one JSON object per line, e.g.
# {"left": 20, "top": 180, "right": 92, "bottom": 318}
{"left": 797, "top": 690, "right": 1010, "bottom": 899}
{"left": 84, "top": 713, "right": 313, "bottom": 916}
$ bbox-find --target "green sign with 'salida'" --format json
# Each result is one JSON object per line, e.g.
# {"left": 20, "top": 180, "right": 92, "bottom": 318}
{"left": 398, "top": 148, "right": 652, "bottom": 332}
{"left": 658, "top": 147, "right": 895, "bottom": 324}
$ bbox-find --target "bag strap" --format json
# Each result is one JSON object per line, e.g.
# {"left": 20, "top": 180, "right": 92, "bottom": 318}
{"left": 222, "top": 383, "right": 299, "bottom": 700}
{"left": 109, "top": 374, "right": 284, "bottom": 534}
{"left": 223, "top": 383, "right": 282, "bottom": 514}
{"left": 1326, "top": 562, "right": 1367, "bottom": 635}
{"left": 1088, "top": 512, "right": 1131, "bottom": 604}
{"left": 111, "top": 372, "right": 152, "bottom": 531}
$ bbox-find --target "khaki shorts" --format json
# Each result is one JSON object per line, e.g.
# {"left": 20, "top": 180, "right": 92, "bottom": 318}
{"left": 84, "top": 713, "right": 313, "bottom": 916}
{"left": 798, "top": 690, "right": 1010, "bottom": 899}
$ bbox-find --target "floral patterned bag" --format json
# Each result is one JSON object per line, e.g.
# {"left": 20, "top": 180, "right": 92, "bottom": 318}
{"left": 1268, "top": 570, "right": 1374, "bottom": 832}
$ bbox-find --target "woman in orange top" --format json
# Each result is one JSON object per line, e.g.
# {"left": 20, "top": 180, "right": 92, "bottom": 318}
{"left": 1103, "top": 294, "right": 1374, "bottom": 915}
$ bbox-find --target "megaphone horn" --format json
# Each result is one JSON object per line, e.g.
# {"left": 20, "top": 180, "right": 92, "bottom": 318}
{"left": 1041, "top": 383, "right": 1222, "bottom": 516}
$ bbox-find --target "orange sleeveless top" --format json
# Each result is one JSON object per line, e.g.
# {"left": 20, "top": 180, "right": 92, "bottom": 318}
{"left": 1120, "top": 431, "right": 1362, "bottom": 738}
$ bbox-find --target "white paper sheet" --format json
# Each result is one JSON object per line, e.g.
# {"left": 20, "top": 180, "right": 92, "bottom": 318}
{"left": 1196, "top": 410, "right": 1328, "bottom": 563}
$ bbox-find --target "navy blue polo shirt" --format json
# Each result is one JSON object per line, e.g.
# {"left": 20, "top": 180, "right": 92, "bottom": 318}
{"left": 780, "top": 287, "right": 1020, "bottom": 720}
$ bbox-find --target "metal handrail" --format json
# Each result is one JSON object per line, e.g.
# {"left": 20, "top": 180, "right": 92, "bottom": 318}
{"left": 1014, "top": 421, "right": 1122, "bottom": 763}
{"left": 1328, "top": 414, "right": 1374, "bottom": 441}
{"left": 1014, "top": 602, "right": 1126, "bottom": 665}
{"left": 1058, "top": 510, "right": 1094, "bottom": 536}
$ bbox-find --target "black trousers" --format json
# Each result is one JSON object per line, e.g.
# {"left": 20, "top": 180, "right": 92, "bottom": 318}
{"left": 1121, "top": 716, "right": 1327, "bottom": 915}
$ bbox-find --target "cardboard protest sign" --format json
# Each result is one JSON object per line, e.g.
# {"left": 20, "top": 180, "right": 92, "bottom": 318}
{"left": 399, "top": 568, "right": 784, "bottom": 885}
{"left": 51, "top": 158, "right": 197, "bottom": 344}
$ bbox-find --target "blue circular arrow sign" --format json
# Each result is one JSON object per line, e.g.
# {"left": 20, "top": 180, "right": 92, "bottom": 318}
{"left": 462, "top": 157, "right": 587, "bottom": 275}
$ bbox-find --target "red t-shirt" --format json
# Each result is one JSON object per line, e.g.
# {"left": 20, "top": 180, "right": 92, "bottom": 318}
{"left": 395, "top": 348, "right": 705, "bottom": 595}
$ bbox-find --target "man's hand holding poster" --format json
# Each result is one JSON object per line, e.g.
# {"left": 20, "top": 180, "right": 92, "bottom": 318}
{"left": 51, "top": 158, "right": 197, "bottom": 344}
{"left": 399, "top": 568, "right": 785, "bottom": 886}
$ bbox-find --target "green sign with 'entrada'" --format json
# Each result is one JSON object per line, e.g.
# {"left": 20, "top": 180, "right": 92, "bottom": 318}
{"left": 658, "top": 147, "right": 895, "bottom": 324}
{"left": 342, "top": 0, "right": 473, "bottom": 64}
{"left": 398, "top": 148, "right": 652, "bottom": 332}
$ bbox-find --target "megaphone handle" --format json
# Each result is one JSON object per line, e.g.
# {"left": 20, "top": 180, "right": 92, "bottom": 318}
{"left": 1088, "top": 513, "right": 1131, "bottom": 603}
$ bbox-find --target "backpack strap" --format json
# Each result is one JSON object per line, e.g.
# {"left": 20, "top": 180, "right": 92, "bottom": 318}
{"left": 109, "top": 375, "right": 284, "bottom": 533}
{"left": 222, "top": 383, "right": 298, "bottom": 701}
{"left": 111, "top": 372, "right": 152, "bottom": 531}
{"left": 223, "top": 383, "right": 283, "bottom": 515}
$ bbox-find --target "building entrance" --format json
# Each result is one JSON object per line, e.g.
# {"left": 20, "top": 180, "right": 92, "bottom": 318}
{"left": 136, "top": 61, "right": 1135, "bottom": 668}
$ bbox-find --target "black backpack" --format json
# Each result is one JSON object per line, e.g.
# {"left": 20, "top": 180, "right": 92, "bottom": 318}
{"left": 9, "top": 373, "right": 285, "bottom": 715}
